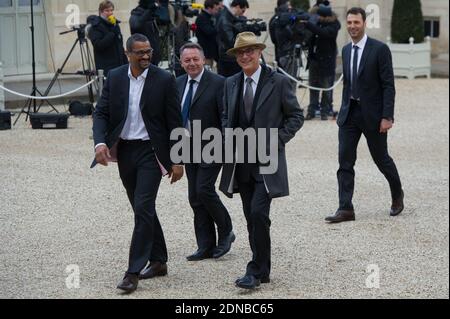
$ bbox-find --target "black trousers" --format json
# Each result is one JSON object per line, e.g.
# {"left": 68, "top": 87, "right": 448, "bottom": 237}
{"left": 237, "top": 174, "right": 272, "bottom": 279}
{"left": 308, "top": 60, "right": 335, "bottom": 116}
{"left": 117, "top": 140, "right": 167, "bottom": 274}
{"left": 185, "top": 164, "right": 232, "bottom": 250}
{"left": 338, "top": 101, "right": 403, "bottom": 210}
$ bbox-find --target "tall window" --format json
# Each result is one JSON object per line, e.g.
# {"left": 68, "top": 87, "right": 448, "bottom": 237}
{"left": 424, "top": 17, "right": 440, "bottom": 38}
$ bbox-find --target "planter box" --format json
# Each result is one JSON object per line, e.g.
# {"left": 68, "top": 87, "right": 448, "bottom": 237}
{"left": 387, "top": 37, "right": 431, "bottom": 79}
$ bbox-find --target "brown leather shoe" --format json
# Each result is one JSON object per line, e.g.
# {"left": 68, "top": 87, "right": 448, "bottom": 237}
{"left": 117, "top": 273, "right": 138, "bottom": 293}
{"left": 390, "top": 191, "right": 405, "bottom": 216}
{"left": 139, "top": 262, "right": 168, "bottom": 280}
{"left": 325, "top": 209, "right": 356, "bottom": 223}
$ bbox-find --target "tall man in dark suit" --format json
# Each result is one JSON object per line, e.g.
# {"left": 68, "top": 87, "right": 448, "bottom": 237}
{"left": 220, "top": 32, "right": 304, "bottom": 289}
{"left": 325, "top": 8, "right": 404, "bottom": 223}
{"left": 92, "top": 33, "right": 184, "bottom": 294}
{"left": 177, "top": 43, "right": 234, "bottom": 261}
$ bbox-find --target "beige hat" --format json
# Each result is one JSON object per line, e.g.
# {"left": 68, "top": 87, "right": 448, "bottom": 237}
{"left": 227, "top": 32, "right": 267, "bottom": 56}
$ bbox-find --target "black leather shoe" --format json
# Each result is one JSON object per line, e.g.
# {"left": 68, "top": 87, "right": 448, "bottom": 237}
{"left": 305, "top": 113, "right": 315, "bottom": 121}
{"left": 325, "top": 209, "right": 356, "bottom": 223}
{"left": 235, "top": 276, "right": 270, "bottom": 284}
{"left": 117, "top": 273, "right": 139, "bottom": 293}
{"left": 390, "top": 191, "right": 405, "bottom": 216}
{"left": 235, "top": 275, "right": 261, "bottom": 289}
{"left": 321, "top": 114, "right": 329, "bottom": 121}
{"left": 186, "top": 249, "right": 213, "bottom": 261}
{"left": 139, "top": 262, "right": 168, "bottom": 280}
{"left": 213, "top": 231, "right": 235, "bottom": 259}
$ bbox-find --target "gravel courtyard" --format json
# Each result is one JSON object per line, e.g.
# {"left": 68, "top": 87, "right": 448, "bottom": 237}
{"left": 0, "top": 78, "right": 448, "bottom": 299}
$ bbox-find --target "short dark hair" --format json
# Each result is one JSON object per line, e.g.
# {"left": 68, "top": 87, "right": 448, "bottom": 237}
{"left": 180, "top": 42, "right": 205, "bottom": 56}
{"left": 230, "top": 0, "right": 249, "bottom": 9}
{"left": 277, "top": 0, "right": 289, "bottom": 7}
{"left": 98, "top": 0, "right": 114, "bottom": 14}
{"left": 347, "top": 7, "right": 366, "bottom": 22}
{"left": 204, "top": 0, "right": 220, "bottom": 9}
{"left": 126, "top": 33, "right": 150, "bottom": 52}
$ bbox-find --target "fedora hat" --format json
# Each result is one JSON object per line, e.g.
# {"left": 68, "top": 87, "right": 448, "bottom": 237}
{"left": 227, "top": 32, "right": 266, "bottom": 56}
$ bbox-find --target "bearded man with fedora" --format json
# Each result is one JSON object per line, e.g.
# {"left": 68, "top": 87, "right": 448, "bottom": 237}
{"left": 219, "top": 32, "right": 304, "bottom": 289}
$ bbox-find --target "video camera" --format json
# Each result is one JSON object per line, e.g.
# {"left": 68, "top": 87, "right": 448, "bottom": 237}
{"left": 276, "top": 10, "right": 318, "bottom": 27}
{"left": 234, "top": 17, "right": 268, "bottom": 37}
{"left": 272, "top": 9, "right": 317, "bottom": 49}
{"left": 170, "top": 0, "right": 203, "bottom": 18}
{"left": 60, "top": 24, "right": 88, "bottom": 40}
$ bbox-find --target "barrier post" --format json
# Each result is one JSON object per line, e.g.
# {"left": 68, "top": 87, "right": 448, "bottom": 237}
{"left": 98, "top": 69, "right": 104, "bottom": 97}
{"left": 0, "top": 62, "right": 5, "bottom": 111}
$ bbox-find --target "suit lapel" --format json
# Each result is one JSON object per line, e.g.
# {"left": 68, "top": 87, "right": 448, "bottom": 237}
{"left": 120, "top": 68, "right": 130, "bottom": 118}
{"left": 228, "top": 73, "right": 241, "bottom": 126}
{"left": 191, "top": 70, "right": 210, "bottom": 110}
{"left": 256, "top": 72, "right": 275, "bottom": 112}
{"left": 344, "top": 44, "right": 352, "bottom": 81}
{"left": 178, "top": 74, "right": 188, "bottom": 99}
{"left": 358, "top": 38, "right": 373, "bottom": 78}
{"left": 139, "top": 65, "right": 157, "bottom": 111}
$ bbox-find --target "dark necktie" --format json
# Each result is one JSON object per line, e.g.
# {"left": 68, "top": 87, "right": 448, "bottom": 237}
{"left": 351, "top": 45, "right": 359, "bottom": 100}
{"left": 182, "top": 79, "right": 196, "bottom": 128}
{"left": 244, "top": 78, "right": 254, "bottom": 120}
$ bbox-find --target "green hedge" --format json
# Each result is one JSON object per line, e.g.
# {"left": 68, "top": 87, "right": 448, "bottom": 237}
{"left": 391, "top": 0, "right": 425, "bottom": 43}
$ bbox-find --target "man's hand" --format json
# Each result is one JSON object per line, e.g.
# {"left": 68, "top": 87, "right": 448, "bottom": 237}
{"left": 168, "top": 165, "right": 184, "bottom": 184}
{"left": 95, "top": 145, "right": 112, "bottom": 166}
{"left": 380, "top": 119, "right": 394, "bottom": 133}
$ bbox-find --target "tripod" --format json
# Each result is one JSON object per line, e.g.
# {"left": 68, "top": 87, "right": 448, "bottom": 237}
{"left": 36, "top": 26, "right": 97, "bottom": 113}
{"left": 14, "top": 0, "right": 45, "bottom": 125}
{"left": 158, "top": 24, "right": 178, "bottom": 74}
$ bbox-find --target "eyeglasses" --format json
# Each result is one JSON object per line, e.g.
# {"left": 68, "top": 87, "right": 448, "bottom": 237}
{"left": 236, "top": 47, "right": 256, "bottom": 57}
{"left": 131, "top": 49, "right": 154, "bottom": 57}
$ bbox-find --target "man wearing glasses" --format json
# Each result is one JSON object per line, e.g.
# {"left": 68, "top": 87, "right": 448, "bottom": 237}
{"left": 92, "top": 33, "right": 184, "bottom": 294}
{"left": 220, "top": 32, "right": 304, "bottom": 289}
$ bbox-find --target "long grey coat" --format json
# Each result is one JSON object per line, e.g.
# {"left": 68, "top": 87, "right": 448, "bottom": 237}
{"left": 219, "top": 67, "right": 304, "bottom": 199}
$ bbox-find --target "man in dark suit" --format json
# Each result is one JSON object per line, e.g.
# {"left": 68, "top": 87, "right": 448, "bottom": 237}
{"left": 220, "top": 32, "right": 304, "bottom": 289}
{"left": 92, "top": 33, "right": 184, "bottom": 294}
{"left": 325, "top": 7, "right": 404, "bottom": 223}
{"left": 195, "top": 0, "right": 221, "bottom": 68}
{"left": 177, "top": 42, "right": 234, "bottom": 261}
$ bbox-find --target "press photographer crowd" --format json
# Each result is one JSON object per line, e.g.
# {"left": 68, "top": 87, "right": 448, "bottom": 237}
{"left": 85, "top": 0, "right": 341, "bottom": 120}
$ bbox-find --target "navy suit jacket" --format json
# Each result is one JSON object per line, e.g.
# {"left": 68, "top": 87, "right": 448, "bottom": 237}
{"left": 176, "top": 69, "right": 225, "bottom": 167}
{"left": 337, "top": 37, "right": 396, "bottom": 131}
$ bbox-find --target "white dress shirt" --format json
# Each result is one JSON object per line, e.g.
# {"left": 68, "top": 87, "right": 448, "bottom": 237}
{"left": 181, "top": 68, "right": 205, "bottom": 109}
{"left": 243, "top": 65, "right": 262, "bottom": 97}
{"left": 350, "top": 33, "right": 368, "bottom": 82}
{"left": 181, "top": 68, "right": 204, "bottom": 133}
{"left": 120, "top": 67, "right": 150, "bottom": 141}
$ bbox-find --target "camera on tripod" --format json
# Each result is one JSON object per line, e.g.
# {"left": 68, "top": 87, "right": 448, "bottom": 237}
{"left": 235, "top": 17, "right": 267, "bottom": 36}
{"left": 60, "top": 24, "right": 88, "bottom": 40}
{"left": 273, "top": 9, "right": 317, "bottom": 50}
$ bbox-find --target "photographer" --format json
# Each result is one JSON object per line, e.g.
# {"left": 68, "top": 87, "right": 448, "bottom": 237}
{"left": 303, "top": 0, "right": 340, "bottom": 121}
{"left": 87, "top": 1, "right": 127, "bottom": 76}
{"left": 195, "top": 0, "right": 221, "bottom": 68}
{"left": 216, "top": 0, "right": 249, "bottom": 77}
{"left": 129, "top": 0, "right": 163, "bottom": 65}
{"left": 269, "top": 0, "right": 296, "bottom": 68}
